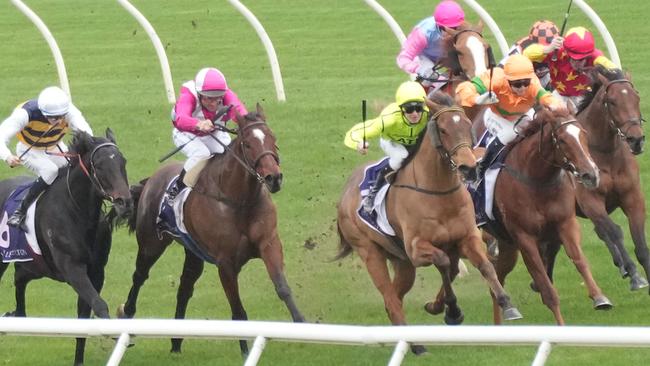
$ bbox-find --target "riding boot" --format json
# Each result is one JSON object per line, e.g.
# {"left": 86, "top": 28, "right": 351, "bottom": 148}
{"left": 363, "top": 166, "right": 393, "bottom": 214}
{"left": 8, "top": 177, "right": 49, "bottom": 230}
{"left": 476, "top": 139, "right": 505, "bottom": 179}
{"left": 167, "top": 169, "right": 187, "bottom": 202}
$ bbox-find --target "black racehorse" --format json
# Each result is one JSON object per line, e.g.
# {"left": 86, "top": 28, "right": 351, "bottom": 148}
{"left": 0, "top": 129, "right": 132, "bottom": 366}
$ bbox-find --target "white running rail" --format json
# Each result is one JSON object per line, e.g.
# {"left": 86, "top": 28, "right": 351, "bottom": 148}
{"left": 11, "top": 0, "right": 70, "bottom": 95}
{"left": 2, "top": 318, "right": 650, "bottom": 366}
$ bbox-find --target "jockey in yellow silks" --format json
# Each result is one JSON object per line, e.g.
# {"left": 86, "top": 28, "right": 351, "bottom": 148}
{"left": 344, "top": 81, "right": 430, "bottom": 213}
{"left": 455, "top": 54, "right": 563, "bottom": 177}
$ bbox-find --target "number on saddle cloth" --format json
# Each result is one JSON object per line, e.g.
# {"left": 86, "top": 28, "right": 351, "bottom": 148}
{"left": 0, "top": 183, "right": 40, "bottom": 262}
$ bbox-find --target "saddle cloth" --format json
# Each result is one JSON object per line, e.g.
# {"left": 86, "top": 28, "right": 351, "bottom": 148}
{"left": 357, "top": 158, "right": 396, "bottom": 237}
{"left": 158, "top": 176, "right": 217, "bottom": 265}
{"left": 0, "top": 183, "right": 42, "bottom": 263}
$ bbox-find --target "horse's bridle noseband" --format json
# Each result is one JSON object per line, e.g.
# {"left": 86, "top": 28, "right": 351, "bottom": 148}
{"left": 603, "top": 79, "right": 645, "bottom": 139}
{"left": 429, "top": 106, "right": 473, "bottom": 171}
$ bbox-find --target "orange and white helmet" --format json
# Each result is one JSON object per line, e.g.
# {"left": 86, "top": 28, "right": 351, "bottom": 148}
{"left": 195, "top": 67, "right": 227, "bottom": 97}
{"left": 563, "top": 27, "right": 595, "bottom": 60}
{"left": 503, "top": 54, "right": 535, "bottom": 81}
{"left": 529, "top": 20, "right": 559, "bottom": 46}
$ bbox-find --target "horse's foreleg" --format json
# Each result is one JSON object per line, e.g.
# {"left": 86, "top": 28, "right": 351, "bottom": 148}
{"left": 621, "top": 191, "right": 650, "bottom": 292}
{"left": 390, "top": 258, "right": 426, "bottom": 355}
{"left": 490, "top": 242, "right": 519, "bottom": 324}
{"left": 171, "top": 249, "right": 205, "bottom": 353}
{"left": 580, "top": 198, "right": 637, "bottom": 280}
{"left": 55, "top": 254, "right": 109, "bottom": 319}
{"left": 12, "top": 265, "right": 39, "bottom": 317}
{"left": 427, "top": 246, "right": 463, "bottom": 326}
{"left": 557, "top": 219, "right": 613, "bottom": 310}
{"left": 259, "top": 236, "right": 304, "bottom": 322}
{"left": 460, "top": 234, "right": 522, "bottom": 322}
{"left": 218, "top": 262, "right": 249, "bottom": 357}
{"left": 74, "top": 297, "right": 92, "bottom": 366}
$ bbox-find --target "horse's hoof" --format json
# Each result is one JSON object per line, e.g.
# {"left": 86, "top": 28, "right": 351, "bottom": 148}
{"left": 630, "top": 274, "right": 649, "bottom": 291}
{"left": 411, "top": 344, "right": 428, "bottom": 355}
{"left": 619, "top": 266, "right": 629, "bottom": 278}
{"left": 593, "top": 296, "right": 613, "bottom": 310}
{"left": 529, "top": 281, "right": 540, "bottom": 293}
{"left": 116, "top": 304, "right": 127, "bottom": 319}
{"left": 424, "top": 301, "right": 444, "bottom": 315}
{"left": 444, "top": 309, "right": 464, "bottom": 325}
{"left": 1, "top": 311, "right": 15, "bottom": 317}
{"left": 503, "top": 307, "right": 523, "bottom": 321}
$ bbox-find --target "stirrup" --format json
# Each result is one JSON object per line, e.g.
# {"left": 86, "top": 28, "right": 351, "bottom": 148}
{"left": 7, "top": 211, "right": 26, "bottom": 229}
{"left": 362, "top": 195, "right": 375, "bottom": 214}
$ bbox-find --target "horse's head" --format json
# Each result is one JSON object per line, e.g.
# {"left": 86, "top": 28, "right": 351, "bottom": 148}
{"left": 592, "top": 68, "right": 645, "bottom": 154}
{"left": 425, "top": 92, "right": 477, "bottom": 181}
{"left": 71, "top": 128, "right": 133, "bottom": 217}
{"left": 443, "top": 21, "right": 490, "bottom": 80}
{"left": 234, "top": 104, "right": 282, "bottom": 193}
{"left": 539, "top": 107, "right": 600, "bottom": 189}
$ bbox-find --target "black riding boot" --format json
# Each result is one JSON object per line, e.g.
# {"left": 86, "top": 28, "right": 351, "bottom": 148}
{"left": 363, "top": 166, "right": 393, "bottom": 214}
{"left": 167, "top": 169, "right": 187, "bottom": 201}
{"left": 8, "top": 177, "right": 49, "bottom": 230}
{"left": 476, "top": 139, "right": 505, "bottom": 179}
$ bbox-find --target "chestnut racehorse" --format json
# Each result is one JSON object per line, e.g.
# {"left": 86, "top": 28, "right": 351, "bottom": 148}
{"left": 336, "top": 92, "right": 521, "bottom": 355}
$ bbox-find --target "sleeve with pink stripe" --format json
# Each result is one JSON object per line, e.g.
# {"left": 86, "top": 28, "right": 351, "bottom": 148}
{"left": 396, "top": 28, "right": 428, "bottom": 74}
{"left": 173, "top": 87, "right": 200, "bottom": 132}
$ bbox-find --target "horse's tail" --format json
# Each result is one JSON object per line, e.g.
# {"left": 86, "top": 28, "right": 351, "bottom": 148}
{"left": 333, "top": 222, "right": 353, "bottom": 261}
{"left": 126, "top": 178, "right": 148, "bottom": 234}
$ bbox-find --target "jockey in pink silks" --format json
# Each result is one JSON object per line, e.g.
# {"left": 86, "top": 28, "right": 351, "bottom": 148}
{"left": 396, "top": 0, "right": 465, "bottom": 84}
{"left": 167, "top": 67, "right": 248, "bottom": 200}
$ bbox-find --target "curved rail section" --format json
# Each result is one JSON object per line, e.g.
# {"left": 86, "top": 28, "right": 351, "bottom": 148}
{"left": 2, "top": 318, "right": 650, "bottom": 365}
{"left": 11, "top": 0, "right": 70, "bottom": 95}
{"left": 226, "top": 0, "right": 286, "bottom": 102}
{"left": 117, "top": 0, "right": 176, "bottom": 104}
{"left": 573, "top": 0, "right": 621, "bottom": 67}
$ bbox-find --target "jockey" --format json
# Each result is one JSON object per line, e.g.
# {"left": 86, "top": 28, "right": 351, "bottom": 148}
{"left": 396, "top": 1, "right": 465, "bottom": 84}
{"left": 501, "top": 20, "right": 559, "bottom": 91}
{"left": 344, "top": 81, "right": 430, "bottom": 214}
{"left": 0, "top": 86, "right": 93, "bottom": 229}
{"left": 523, "top": 26, "right": 618, "bottom": 109}
{"left": 168, "top": 67, "right": 248, "bottom": 201}
{"left": 455, "top": 54, "right": 563, "bottom": 178}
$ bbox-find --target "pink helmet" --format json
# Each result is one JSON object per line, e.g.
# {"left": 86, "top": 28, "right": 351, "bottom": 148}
{"left": 195, "top": 67, "right": 227, "bottom": 97}
{"left": 434, "top": 1, "right": 465, "bottom": 28}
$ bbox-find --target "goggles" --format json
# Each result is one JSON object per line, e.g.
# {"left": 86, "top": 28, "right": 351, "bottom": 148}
{"left": 401, "top": 102, "right": 424, "bottom": 114}
{"left": 508, "top": 79, "right": 531, "bottom": 89}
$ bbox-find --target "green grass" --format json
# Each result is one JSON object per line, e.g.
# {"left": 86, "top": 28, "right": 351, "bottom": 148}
{"left": 1, "top": 0, "right": 650, "bottom": 365}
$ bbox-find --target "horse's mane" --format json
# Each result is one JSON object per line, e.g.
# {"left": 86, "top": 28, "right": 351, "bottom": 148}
{"left": 577, "top": 65, "right": 625, "bottom": 113}
{"left": 64, "top": 131, "right": 107, "bottom": 170}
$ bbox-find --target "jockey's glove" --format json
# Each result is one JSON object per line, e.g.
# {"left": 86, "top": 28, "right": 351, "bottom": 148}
{"left": 475, "top": 92, "right": 499, "bottom": 105}
{"left": 416, "top": 64, "right": 434, "bottom": 79}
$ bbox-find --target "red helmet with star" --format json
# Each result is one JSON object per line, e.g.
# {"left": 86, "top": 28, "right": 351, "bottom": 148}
{"left": 563, "top": 27, "right": 595, "bottom": 60}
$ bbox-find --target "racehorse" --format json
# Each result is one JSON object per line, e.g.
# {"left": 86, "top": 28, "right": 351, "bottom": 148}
{"left": 474, "top": 106, "right": 612, "bottom": 325}
{"left": 0, "top": 129, "right": 132, "bottom": 365}
{"left": 336, "top": 92, "right": 521, "bottom": 355}
{"left": 562, "top": 65, "right": 649, "bottom": 291}
{"left": 116, "top": 104, "right": 304, "bottom": 356}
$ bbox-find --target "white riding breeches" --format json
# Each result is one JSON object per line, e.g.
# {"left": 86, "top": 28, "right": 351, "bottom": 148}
{"left": 483, "top": 108, "right": 521, "bottom": 145}
{"left": 16, "top": 141, "right": 69, "bottom": 184}
{"left": 552, "top": 90, "right": 583, "bottom": 112}
{"left": 380, "top": 138, "right": 409, "bottom": 170}
{"left": 172, "top": 128, "right": 232, "bottom": 171}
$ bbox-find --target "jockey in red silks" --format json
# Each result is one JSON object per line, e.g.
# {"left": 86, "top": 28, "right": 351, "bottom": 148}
{"left": 0, "top": 86, "right": 93, "bottom": 229}
{"left": 523, "top": 26, "right": 618, "bottom": 110}
{"left": 168, "top": 67, "right": 248, "bottom": 200}
{"left": 396, "top": 1, "right": 465, "bottom": 90}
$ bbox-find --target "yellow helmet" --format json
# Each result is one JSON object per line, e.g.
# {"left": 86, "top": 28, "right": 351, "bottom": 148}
{"left": 395, "top": 81, "right": 426, "bottom": 106}
{"left": 503, "top": 54, "right": 536, "bottom": 81}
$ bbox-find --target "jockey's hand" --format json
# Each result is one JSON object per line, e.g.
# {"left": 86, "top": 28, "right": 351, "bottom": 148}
{"left": 475, "top": 92, "right": 499, "bottom": 105}
{"left": 357, "top": 141, "right": 369, "bottom": 155}
{"left": 543, "top": 36, "right": 564, "bottom": 54}
{"left": 416, "top": 64, "right": 434, "bottom": 79}
{"left": 195, "top": 119, "right": 215, "bottom": 132}
{"left": 5, "top": 155, "right": 21, "bottom": 167}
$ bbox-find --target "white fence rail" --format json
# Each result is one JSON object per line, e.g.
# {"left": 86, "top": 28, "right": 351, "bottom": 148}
{"left": 2, "top": 318, "right": 650, "bottom": 365}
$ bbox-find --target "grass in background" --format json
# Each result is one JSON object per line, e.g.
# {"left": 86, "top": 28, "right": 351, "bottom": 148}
{"left": 0, "top": 0, "right": 649, "bottom": 365}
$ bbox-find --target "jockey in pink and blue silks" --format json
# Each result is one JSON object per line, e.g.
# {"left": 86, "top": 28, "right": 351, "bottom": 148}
{"left": 396, "top": 1, "right": 465, "bottom": 83}
{"left": 168, "top": 67, "right": 248, "bottom": 200}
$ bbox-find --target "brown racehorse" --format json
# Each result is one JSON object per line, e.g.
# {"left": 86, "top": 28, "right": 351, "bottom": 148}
{"left": 473, "top": 106, "right": 611, "bottom": 325}
{"left": 336, "top": 92, "right": 521, "bottom": 355}
{"left": 116, "top": 104, "right": 304, "bottom": 356}
{"left": 556, "top": 65, "right": 648, "bottom": 291}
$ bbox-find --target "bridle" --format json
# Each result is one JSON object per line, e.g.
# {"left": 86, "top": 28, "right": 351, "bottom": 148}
{"left": 602, "top": 79, "right": 645, "bottom": 139}
{"left": 429, "top": 106, "right": 473, "bottom": 171}
{"left": 541, "top": 117, "right": 586, "bottom": 180}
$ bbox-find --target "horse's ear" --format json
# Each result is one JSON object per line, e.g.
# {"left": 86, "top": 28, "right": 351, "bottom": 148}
{"left": 72, "top": 130, "right": 92, "bottom": 154}
{"left": 596, "top": 72, "right": 609, "bottom": 88}
{"left": 105, "top": 128, "right": 116, "bottom": 144}
{"left": 476, "top": 20, "right": 484, "bottom": 33}
{"left": 234, "top": 108, "right": 244, "bottom": 124}
{"left": 425, "top": 98, "right": 441, "bottom": 114}
{"left": 625, "top": 70, "right": 633, "bottom": 82}
{"left": 256, "top": 103, "right": 266, "bottom": 120}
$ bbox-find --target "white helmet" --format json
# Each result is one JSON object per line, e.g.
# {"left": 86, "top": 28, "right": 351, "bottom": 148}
{"left": 38, "top": 86, "right": 70, "bottom": 116}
